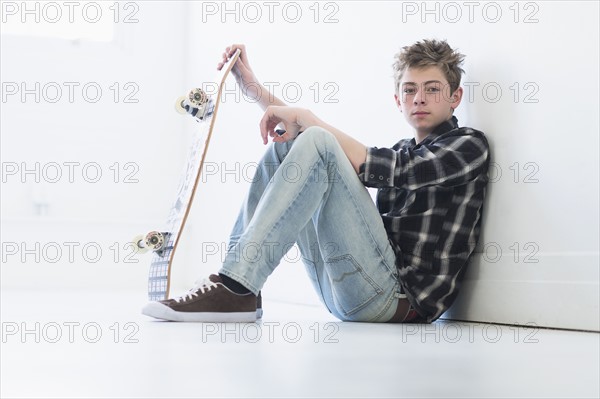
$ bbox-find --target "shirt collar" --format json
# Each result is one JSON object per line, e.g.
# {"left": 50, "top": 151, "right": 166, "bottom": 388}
{"left": 431, "top": 115, "right": 459, "bottom": 136}
{"left": 410, "top": 115, "right": 459, "bottom": 146}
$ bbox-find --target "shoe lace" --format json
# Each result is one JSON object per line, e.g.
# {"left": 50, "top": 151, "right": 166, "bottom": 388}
{"left": 173, "top": 277, "right": 217, "bottom": 303}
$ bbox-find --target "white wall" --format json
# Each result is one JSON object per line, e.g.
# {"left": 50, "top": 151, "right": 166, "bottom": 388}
{"left": 2, "top": 1, "right": 598, "bottom": 331}
{"left": 1, "top": 2, "right": 192, "bottom": 294}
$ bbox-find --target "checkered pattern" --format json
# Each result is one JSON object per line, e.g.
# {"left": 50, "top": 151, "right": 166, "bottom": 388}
{"left": 359, "top": 116, "right": 490, "bottom": 322}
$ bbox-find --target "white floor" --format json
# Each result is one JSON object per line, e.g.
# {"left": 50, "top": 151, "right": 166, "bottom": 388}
{"left": 1, "top": 289, "right": 599, "bottom": 399}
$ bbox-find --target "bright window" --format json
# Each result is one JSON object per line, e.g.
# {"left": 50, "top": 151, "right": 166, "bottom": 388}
{"left": 1, "top": 1, "right": 120, "bottom": 42}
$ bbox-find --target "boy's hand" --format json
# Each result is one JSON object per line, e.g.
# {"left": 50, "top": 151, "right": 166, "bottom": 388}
{"left": 217, "top": 44, "right": 261, "bottom": 102}
{"left": 260, "top": 106, "right": 316, "bottom": 145}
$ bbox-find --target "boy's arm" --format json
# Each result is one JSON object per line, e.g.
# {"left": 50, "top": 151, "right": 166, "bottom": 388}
{"left": 260, "top": 106, "right": 368, "bottom": 173}
{"left": 359, "top": 130, "right": 489, "bottom": 189}
{"left": 221, "top": 45, "right": 367, "bottom": 170}
{"left": 218, "top": 44, "right": 285, "bottom": 111}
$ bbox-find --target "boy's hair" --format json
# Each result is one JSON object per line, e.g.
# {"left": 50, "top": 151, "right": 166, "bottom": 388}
{"left": 393, "top": 39, "right": 465, "bottom": 95}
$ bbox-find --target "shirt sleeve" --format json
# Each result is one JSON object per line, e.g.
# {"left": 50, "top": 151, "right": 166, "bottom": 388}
{"left": 359, "top": 130, "right": 489, "bottom": 189}
{"left": 358, "top": 147, "right": 398, "bottom": 187}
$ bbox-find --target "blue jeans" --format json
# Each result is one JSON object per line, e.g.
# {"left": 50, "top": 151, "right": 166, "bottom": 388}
{"left": 219, "top": 127, "right": 402, "bottom": 322}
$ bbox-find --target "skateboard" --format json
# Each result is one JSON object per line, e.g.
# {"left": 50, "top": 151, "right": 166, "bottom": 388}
{"left": 132, "top": 49, "right": 241, "bottom": 301}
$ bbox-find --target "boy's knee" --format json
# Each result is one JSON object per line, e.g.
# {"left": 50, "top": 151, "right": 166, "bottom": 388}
{"left": 295, "top": 126, "right": 336, "bottom": 150}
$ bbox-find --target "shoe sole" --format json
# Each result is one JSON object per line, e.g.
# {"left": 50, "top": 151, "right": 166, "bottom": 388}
{"left": 142, "top": 302, "right": 258, "bottom": 322}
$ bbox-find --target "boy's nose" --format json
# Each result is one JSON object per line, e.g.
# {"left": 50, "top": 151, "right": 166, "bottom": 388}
{"left": 413, "top": 89, "right": 427, "bottom": 104}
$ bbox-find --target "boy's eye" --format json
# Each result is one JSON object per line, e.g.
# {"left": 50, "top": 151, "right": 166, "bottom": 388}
{"left": 403, "top": 87, "right": 416, "bottom": 94}
{"left": 426, "top": 86, "right": 440, "bottom": 93}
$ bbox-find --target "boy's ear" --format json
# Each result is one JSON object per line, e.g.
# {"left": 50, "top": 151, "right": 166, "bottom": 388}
{"left": 394, "top": 94, "right": 402, "bottom": 110}
{"left": 450, "top": 86, "right": 463, "bottom": 109}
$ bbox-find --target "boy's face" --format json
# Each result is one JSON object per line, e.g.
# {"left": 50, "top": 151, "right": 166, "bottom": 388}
{"left": 395, "top": 66, "right": 463, "bottom": 142}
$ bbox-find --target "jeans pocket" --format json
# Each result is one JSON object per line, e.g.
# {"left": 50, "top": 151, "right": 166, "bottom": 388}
{"left": 325, "top": 254, "right": 383, "bottom": 317}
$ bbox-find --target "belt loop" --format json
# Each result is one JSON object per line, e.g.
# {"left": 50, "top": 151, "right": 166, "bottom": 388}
{"left": 395, "top": 281, "right": 406, "bottom": 298}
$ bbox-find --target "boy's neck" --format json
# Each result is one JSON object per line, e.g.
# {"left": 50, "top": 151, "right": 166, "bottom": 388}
{"left": 414, "top": 130, "right": 431, "bottom": 144}
{"left": 414, "top": 115, "right": 456, "bottom": 144}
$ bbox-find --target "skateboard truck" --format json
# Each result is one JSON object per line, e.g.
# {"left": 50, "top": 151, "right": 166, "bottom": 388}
{"left": 132, "top": 231, "right": 169, "bottom": 254}
{"left": 175, "top": 88, "right": 214, "bottom": 121}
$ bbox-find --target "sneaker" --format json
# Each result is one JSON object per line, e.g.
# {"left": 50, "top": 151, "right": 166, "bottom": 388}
{"left": 142, "top": 274, "right": 258, "bottom": 322}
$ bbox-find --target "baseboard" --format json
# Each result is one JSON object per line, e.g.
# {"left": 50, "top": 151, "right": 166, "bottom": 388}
{"left": 444, "top": 254, "right": 600, "bottom": 331}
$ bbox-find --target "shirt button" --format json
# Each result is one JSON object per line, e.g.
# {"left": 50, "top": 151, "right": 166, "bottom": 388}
{"left": 370, "top": 174, "right": 374, "bottom": 178}
{"left": 387, "top": 178, "right": 391, "bottom": 182}
{"left": 379, "top": 176, "right": 383, "bottom": 180}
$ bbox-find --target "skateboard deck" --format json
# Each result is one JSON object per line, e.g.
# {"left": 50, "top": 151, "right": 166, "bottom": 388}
{"left": 133, "top": 49, "right": 241, "bottom": 301}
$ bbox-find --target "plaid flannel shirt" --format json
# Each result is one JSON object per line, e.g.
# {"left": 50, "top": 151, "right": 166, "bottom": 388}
{"left": 359, "top": 116, "right": 490, "bottom": 322}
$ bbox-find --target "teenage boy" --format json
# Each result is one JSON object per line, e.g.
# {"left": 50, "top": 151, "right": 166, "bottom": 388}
{"left": 142, "top": 39, "right": 490, "bottom": 324}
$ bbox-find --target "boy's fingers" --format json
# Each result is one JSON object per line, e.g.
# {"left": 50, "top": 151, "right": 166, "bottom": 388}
{"left": 259, "top": 115, "right": 271, "bottom": 144}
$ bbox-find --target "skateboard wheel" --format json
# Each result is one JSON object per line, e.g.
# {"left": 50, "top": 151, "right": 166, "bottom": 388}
{"left": 176, "top": 88, "right": 213, "bottom": 120}
{"left": 131, "top": 234, "right": 150, "bottom": 254}
{"left": 175, "top": 96, "right": 188, "bottom": 114}
{"left": 145, "top": 231, "right": 166, "bottom": 251}
{"left": 187, "top": 88, "right": 209, "bottom": 107}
